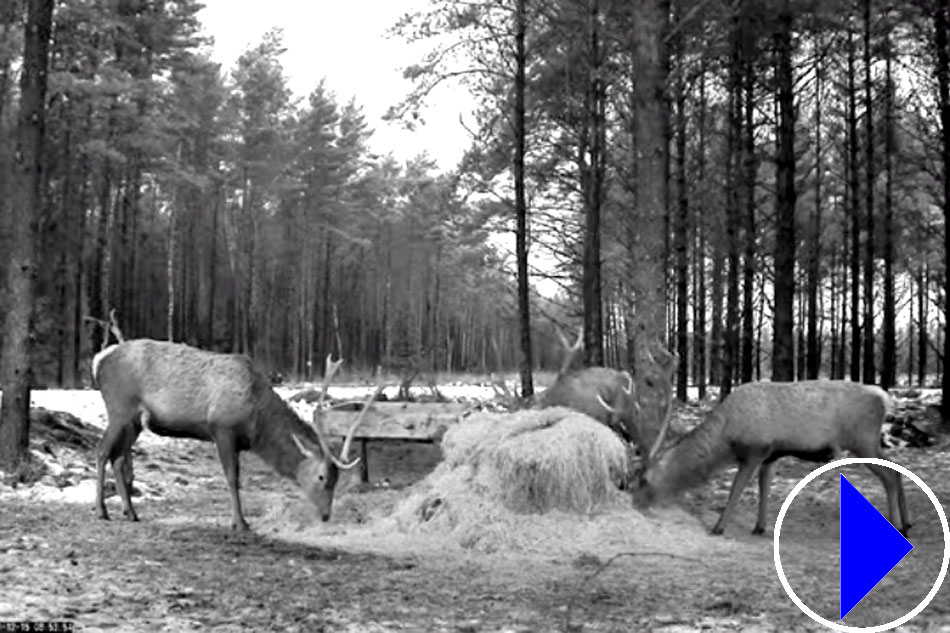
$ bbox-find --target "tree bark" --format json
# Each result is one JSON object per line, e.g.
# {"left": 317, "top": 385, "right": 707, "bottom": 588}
{"left": 862, "top": 0, "right": 876, "bottom": 385}
{"left": 673, "top": 14, "right": 688, "bottom": 401}
{"left": 806, "top": 37, "right": 823, "bottom": 379}
{"left": 935, "top": 0, "right": 950, "bottom": 418}
{"left": 881, "top": 22, "right": 896, "bottom": 389}
{"left": 582, "top": 0, "right": 605, "bottom": 367}
{"left": 630, "top": 0, "right": 671, "bottom": 446}
{"left": 847, "top": 24, "right": 861, "bottom": 382}
{"left": 740, "top": 42, "right": 756, "bottom": 384}
{"left": 514, "top": 0, "right": 534, "bottom": 397}
{"left": 771, "top": 1, "right": 796, "bottom": 383}
{"left": 0, "top": 0, "right": 54, "bottom": 471}
{"left": 695, "top": 66, "right": 708, "bottom": 400}
{"left": 723, "top": 15, "right": 741, "bottom": 396}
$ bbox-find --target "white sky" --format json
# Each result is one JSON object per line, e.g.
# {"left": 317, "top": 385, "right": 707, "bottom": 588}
{"left": 196, "top": 0, "right": 472, "bottom": 170}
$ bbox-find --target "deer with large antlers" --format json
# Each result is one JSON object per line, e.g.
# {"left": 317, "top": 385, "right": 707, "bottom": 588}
{"left": 493, "top": 327, "right": 642, "bottom": 443}
{"left": 631, "top": 380, "right": 911, "bottom": 536}
{"left": 93, "top": 340, "right": 381, "bottom": 530}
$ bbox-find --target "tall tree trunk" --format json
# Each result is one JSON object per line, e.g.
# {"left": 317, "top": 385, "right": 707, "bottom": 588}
{"left": 514, "top": 0, "right": 533, "bottom": 397}
{"left": 862, "top": 0, "right": 876, "bottom": 385}
{"left": 936, "top": 0, "right": 950, "bottom": 418}
{"left": 0, "top": 0, "right": 54, "bottom": 471}
{"left": 848, "top": 24, "right": 862, "bottom": 382}
{"left": 740, "top": 46, "right": 756, "bottom": 384}
{"left": 881, "top": 23, "right": 896, "bottom": 389}
{"left": 807, "top": 38, "right": 823, "bottom": 379}
{"left": 830, "top": 244, "right": 839, "bottom": 378}
{"left": 673, "top": 15, "right": 688, "bottom": 401}
{"left": 630, "top": 0, "right": 671, "bottom": 447}
{"left": 722, "top": 16, "right": 742, "bottom": 396}
{"left": 772, "top": 2, "right": 796, "bottom": 382}
{"left": 695, "top": 66, "right": 708, "bottom": 400}
{"left": 582, "top": 0, "right": 605, "bottom": 367}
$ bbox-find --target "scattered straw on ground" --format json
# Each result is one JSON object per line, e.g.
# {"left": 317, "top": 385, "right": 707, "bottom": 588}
{"left": 262, "top": 407, "right": 729, "bottom": 559}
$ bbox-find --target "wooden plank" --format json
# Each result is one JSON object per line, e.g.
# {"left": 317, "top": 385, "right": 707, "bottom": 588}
{"left": 319, "top": 402, "right": 468, "bottom": 441}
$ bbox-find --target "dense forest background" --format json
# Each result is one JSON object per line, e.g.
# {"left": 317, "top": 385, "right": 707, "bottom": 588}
{"left": 2, "top": 0, "right": 950, "bottom": 419}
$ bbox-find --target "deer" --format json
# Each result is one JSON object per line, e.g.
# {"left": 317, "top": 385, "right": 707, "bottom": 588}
{"left": 492, "top": 327, "right": 646, "bottom": 443}
{"left": 93, "top": 339, "right": 382, "bottom": 531}
{"left": 631, "top": 380, "right": 912, "bottom": 536}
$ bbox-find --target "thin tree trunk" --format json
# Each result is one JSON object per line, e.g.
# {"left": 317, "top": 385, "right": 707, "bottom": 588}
{"left": 807, "top": 37, "right": 823, "bottom": 379}
{"left": 848, "top": 24, "right": 862, "bottom": 382}
{"left": 881, "top": 23, "right": 896, "bottom": 389}
{"left": 723, "top": 16, "right": 741, "bottom": 396}
{"left": 936, "top": 0, "right": 950, "bottom": 412}
{"left": 673, "top": 16, "right": 689, "bottom": 401}
{"left": 695, "top": 65, "right": 708, "bottom": 400}
{"left": 862, "top": 0, "right": 876, "bottom": 385}
{"left": 582, "top": 0, "right": 605, "bottom": 367}
{"left": 772, "top": 1, "right": 796, "bottom": 382}
{"left": 740, "top": 48, "right": 756, "bottom": 384}
{"left": 514, "top": 0, "right": 533, "bottom": 396}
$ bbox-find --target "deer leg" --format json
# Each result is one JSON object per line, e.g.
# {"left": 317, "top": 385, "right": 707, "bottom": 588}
{"left": 865, "top": 461, "right": 910, "bottom": 536}
{"left": 116, "top": 414, "right": 144, "bottom": 519}
{"left": 711, "top": 458, "right": 763, "bottom": 536}
{"left": 213, "top": 432, "right": 249, "bottom": 532}
{"left": 96, "top": 415, "right": 133, "bottom": 521}
{"left": 752, "top": 459, "right": 777, "bottom": 536}
{"left": 111, "top": 439, "right": 138, "bottom": 522}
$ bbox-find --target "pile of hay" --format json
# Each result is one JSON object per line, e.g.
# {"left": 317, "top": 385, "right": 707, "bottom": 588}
{"left": 262, "top": 406, "right": 722, "bottom": 557}
{"left": 378, "top": 407, "right": 640, "bottom": 552}
{"left": 441, "top": 407, "right": 627, "bottom": 513}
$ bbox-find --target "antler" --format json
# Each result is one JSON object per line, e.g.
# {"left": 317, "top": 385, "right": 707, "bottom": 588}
{"left": 338, "top": 382, "right": 386, "bottom": 466}
{"left": 294, "top": 353, "right": 368, "bottom": 470}
{"left": 296, "top": 383, "right": 385, "bottom": 471}
{"left": 555, "top": 325, "right": 584, "bottom": 377}
{"left": 320, "top": 354, "right": 344, "bottom": 405}
{"left": 108, "top": 309, "right": 126, "bottom": 343}
{"left": 596, "top": 371, "right": 637, "bottom": 415}
{"left": 646, "top": 397, "right": 673, "bottom": 463}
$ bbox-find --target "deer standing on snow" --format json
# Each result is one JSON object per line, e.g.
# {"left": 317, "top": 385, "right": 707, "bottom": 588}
{"left": 93, "top": 340, "right": 381, "bottom": 530}
{"left": 632, "top": 380, "right": 912, "bottom": 536}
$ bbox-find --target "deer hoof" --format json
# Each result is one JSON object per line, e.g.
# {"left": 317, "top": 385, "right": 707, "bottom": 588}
{"left": 232, "top": 520, "right": 250, "bottom": 532}
{"left": 710, "top": 525, "right": 724, "bottom": 536}
{"left": 97, "top": 510, "right": 110, "bottom": 521}
{"left": 751, "top": 526, "right": 766, "bottom": 536}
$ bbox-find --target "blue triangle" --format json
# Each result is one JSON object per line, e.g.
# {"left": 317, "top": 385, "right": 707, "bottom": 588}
{"left": 840, "top": 473, "right": 913, "bottom": 619}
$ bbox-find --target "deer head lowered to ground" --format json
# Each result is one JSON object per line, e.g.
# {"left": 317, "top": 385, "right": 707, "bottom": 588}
{"left": 631, "top": 380, "right": 912, "bottom": 536}
{"left": 93, "top": 340, "right": 382, "bottom": 531}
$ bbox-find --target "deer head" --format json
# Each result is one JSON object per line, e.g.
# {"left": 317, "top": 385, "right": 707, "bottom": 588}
{"left": 291, "top": 354, "right": 384, "bottom": 521}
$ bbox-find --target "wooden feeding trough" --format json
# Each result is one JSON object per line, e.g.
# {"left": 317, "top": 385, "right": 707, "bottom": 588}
{"left": 319, "top": 401, "right": 471, "bottom": 482}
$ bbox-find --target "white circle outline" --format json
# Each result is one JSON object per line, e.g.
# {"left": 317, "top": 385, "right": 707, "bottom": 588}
{"left": 773, "top": 457, "right": 949, "bottom": 632}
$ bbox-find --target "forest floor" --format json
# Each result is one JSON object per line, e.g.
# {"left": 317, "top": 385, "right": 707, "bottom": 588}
{"left": 1, "top": 387, "right": 949, "bottom": 632}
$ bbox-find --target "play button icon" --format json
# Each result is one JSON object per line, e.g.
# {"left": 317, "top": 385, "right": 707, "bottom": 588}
{"left": 774, "top": 458, "right": 950, "bottom": 631}
{"left": 839, "top": 474, "right": 914, "bottom": 619}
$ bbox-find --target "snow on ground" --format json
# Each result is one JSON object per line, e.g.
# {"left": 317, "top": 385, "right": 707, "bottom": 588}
{"left": 0, "top": 382, "right": 500, "bottom": 507}
{"left": 3, "top": 382, "right": 940, "bottom": 508}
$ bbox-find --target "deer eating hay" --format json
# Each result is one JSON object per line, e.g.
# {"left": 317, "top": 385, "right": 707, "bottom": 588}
{"left": 93, "top": 341, "right": 383, "bottom": 530}
{"left": 492, "top": 327, "right": 641, "bottom": 444}
{"left": 631, "top": 380, "right": 912, "bottom": 536}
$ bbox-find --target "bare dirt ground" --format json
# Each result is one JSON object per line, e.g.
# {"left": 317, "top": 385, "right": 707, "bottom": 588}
{"left": 1, "top": 394, "right": 949, "bottom": 632}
